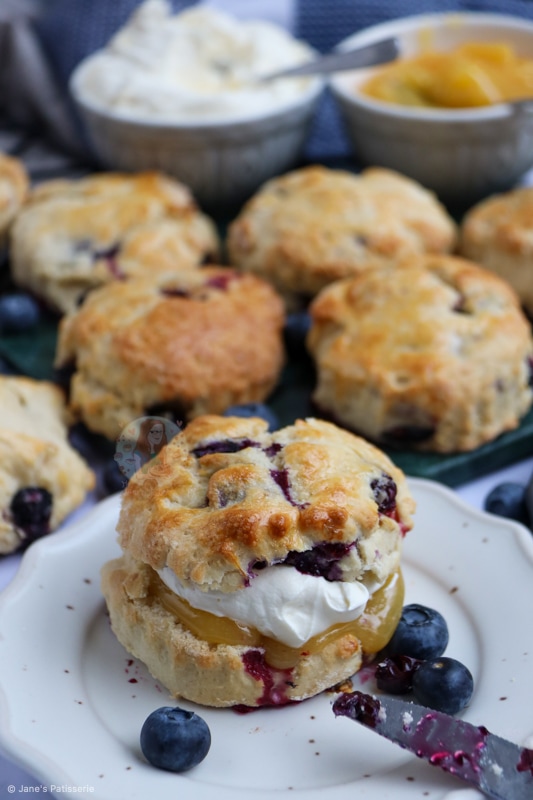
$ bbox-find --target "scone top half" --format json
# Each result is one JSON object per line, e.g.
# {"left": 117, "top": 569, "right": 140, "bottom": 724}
{"left": 117, "top": 416, "right": 414, "bottom": 594}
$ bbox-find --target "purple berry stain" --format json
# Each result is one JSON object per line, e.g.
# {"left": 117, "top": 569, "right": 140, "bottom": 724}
{"left": 517, "top": 747, "right": 533, "bottom": 775}
{"left": 204, "top": 273, "right": 237, "bottom": 291}
{"left": 236, "top": 650, "right": 294, "bottom": 710}
{"left": 160, "top": 287, "right": 190, "bottom": 298}
{"left": 94, "top": 243, "right": 124, "bottom": 279}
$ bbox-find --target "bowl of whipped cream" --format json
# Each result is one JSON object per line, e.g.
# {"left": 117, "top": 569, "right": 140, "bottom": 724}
{"left": 69, "top": 0, "right": 324, "bottom": 209}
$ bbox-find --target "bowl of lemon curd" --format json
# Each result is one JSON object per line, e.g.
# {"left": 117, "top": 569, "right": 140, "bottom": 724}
{"left": 330, "top": 12, "right": 533, "bottom": 208}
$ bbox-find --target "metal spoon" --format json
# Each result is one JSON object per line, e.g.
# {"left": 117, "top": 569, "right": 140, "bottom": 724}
{"left": 257, "top": 37, "right": 400, "bottom": 82}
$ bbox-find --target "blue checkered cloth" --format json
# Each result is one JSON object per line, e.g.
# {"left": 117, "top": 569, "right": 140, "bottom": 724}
{"left": 34, "top": 0, "right": 196, "bottom": 87}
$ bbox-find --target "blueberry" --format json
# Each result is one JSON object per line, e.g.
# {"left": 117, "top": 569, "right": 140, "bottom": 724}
{"left": 10, "top": 487, "right": 53, "bottom": 547}
{"left": 284, "top": 311, "right": 312, "bottom": 357}
{"left": 102, "top": 460, "right": 128, "bottom": 495}
{"left": 375, "top": 654, "right": 421, "bottom": 694}
{"left": 412, "top": 656, "right": 474, "bottom": 715}
{"left": 371, "top": 473, "right": 397, "bottom": 515}
{"left": 140, "top": 706, "right": 211, "bottom": 772}
{"left": 484, "top": 482, "right": 529, "bottom": 526}
{"left": 0, "top": 355, "right": 18, "bottom": 375}
{"left": 384, "top": 604, "right": 449, "bottom": 661}
{"left": 0, "top": 293, "right": 40, "bottom": 333}
{"left": 222, "top": 402, "right": 279, "bottom": 432}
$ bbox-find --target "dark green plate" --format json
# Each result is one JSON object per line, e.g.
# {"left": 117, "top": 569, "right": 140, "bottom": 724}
{"left": 2, "top": 315, "right": 532, "bottom": 488}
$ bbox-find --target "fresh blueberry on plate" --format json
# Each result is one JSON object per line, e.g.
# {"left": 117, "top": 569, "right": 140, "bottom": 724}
{"left": 140, "top": 706, "right": 211, "bottom": 772}
{"left": 484, "top": 482, "right": 529, "bottom": 526}
{"left": 284, "top": 311, "right": 312, "bottom": 357}
{"left": 222, "top": 402, "right": 279, "bottom": 431}
{"left": 384, "top": 604, "right": 449, "bottom": 661}
{"left": 0, "top": 292, "right": 40, "bottom": 333}
{"left": 412, "top": 656, "right": 474, "bottom": 715}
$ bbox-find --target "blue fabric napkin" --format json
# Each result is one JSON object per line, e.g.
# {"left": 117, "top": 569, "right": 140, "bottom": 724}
{"left": 295, "top": 0, "right": 533, "bottom": 54}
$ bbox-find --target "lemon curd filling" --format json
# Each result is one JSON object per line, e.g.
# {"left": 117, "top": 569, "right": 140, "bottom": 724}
{"left": 149, "top": 568, "right": 404, "bottom": 670}
{"left": 360, "top": 42, "right": 533, "bottom": 108}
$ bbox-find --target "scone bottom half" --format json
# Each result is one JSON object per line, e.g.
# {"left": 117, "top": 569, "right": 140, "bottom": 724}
{"left": 101, "top": 415, "right": 415, "bottom": 709}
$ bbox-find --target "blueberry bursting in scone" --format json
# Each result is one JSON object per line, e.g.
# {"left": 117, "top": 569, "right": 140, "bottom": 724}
{"left": 307, "top": 254, "right": 533, "bottom": 453}
{"left": 101, "top": 415, "right": 415, "bottom": 708}
{"left": 0, "top": 376, "right": 95, "bottom": 554}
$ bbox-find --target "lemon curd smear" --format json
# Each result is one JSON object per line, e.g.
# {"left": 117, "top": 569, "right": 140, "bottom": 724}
{"left": 360, "top": 42, "right": 533, "bottom": 108}
{"left": 150, "top": 567, "right": 404, "bottom": 670}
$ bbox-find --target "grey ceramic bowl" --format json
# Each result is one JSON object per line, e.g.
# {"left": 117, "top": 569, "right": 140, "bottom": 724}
{"left": 69, "top": 60, "right": 323, "bottom": 211}
{"left": 330, "top": 12, "right": 533, "bottom": 209}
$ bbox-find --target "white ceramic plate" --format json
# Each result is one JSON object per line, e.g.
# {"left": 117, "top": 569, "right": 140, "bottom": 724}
{"left": 0, "top": 478, "right": 532, "bottom": 800}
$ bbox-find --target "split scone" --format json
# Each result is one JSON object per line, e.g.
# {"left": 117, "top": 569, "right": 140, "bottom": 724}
{"left": 460, "top": 185, "right": 533, "bottom": 317}
{"left": 101, "top": 415, "right": 415, "bottom": 708}
{"left": 0, "top": 152, "right": 28, "bottom": 248}
{"left": 226, "top": 165, "right": 457, "bottom": 308}
{"left": 54, "top": 267, "right": 285, "bottom": 441}
{"left": 9, "top": 171, "right": 219, "bottom": 314}
{"left": 307, "top": 255, "right": 533, "bottom": 453}
{"left": 0, "top": 376, "right": 95, "bottom": 554}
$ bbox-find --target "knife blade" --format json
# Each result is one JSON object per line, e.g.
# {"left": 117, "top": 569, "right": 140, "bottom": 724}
{"left": 332, "top": 691, "right": 533, "bottom": 800}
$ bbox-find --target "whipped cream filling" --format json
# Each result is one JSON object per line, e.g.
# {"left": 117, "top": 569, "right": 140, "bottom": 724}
{"left": 74, "top": 0, "right": 318, "bottom": 123}
{"left": 158, "top": 564, "right": 374, "bottom": 649}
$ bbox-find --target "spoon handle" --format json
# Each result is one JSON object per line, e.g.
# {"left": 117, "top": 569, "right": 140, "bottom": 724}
{"left": 258, "top": 37, "right": 399, "bottom": 82}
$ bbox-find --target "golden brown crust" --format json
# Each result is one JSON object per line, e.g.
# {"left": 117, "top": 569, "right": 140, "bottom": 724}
{"left": 460, "top": 186, "right": 533, "bottom": 316}
{"left": 307, "top": 254, "right": 533, "bottom": 453}
{"left": 0, "top": 376, "right": 95, "bottom": 554}
{"left": 9, "top": 171, "right": 220, "bottom": 313}
{"left": 227, "top": 165, "right": 457, "bottom": 307}
{"left": 54, "top": 268, "right": 286, "bottom": 440}
{"left": 116, "top": 415, "right": 414, "bottom": 593}
{"left": 101, "top": 553, "right": 363, "bottom": 708}
{"left": 0, "top": 152, "right": 28, "bottom": 247}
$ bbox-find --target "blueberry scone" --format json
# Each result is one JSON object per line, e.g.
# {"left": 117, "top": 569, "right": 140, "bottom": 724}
{"left": 0, "top": 152, "right": 28, "bottom": 248}
{"left": 101, "top": 414, "right": 415, "bottom": 708}
{"left": 9, "top": 171, "right": 219, "bottom": 314}
{"left": 0, "top": 376, "right": 95, "bottom": 554}
{"left": 55, "top": 267, "right": 285, "bottom": 441}
{"left": 226, "top": 165, "right": 457, "bottom": 308}
{"left": 307, "top": 255, "right": 533, "bottom": 453}
{"left": 460, "top": 185, "right": 533, "bottom": 317}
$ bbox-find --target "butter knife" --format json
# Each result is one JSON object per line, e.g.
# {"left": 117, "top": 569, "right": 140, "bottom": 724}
{"left": 333, "top": 691, "right": 533, "bottom": 800}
